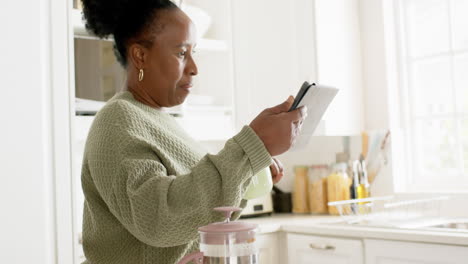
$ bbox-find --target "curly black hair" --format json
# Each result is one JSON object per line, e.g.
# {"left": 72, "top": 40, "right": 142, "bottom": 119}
{"left": 81, "top": 0, "right": 178, "bottom": 67}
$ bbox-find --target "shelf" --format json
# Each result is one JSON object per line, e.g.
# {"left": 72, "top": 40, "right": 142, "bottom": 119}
{"left": 71, "top": 9, "right": 228, "bottom": 51}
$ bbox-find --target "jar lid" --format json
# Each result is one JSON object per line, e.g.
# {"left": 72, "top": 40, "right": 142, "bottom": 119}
{"left": 198, "top": 207, "right": 257, "bottom": 233}
{"left": 332, "top": 162, "right": 348, "bottom": 173}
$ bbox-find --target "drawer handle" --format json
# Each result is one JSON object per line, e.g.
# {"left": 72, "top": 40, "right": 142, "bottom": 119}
{"left": 309, "top": 243, "right": 335, "bottom": 251}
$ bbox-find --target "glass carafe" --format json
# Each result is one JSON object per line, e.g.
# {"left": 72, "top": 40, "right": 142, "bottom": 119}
{"left": 178, "top": 207, "right": 259, "bottom": 264}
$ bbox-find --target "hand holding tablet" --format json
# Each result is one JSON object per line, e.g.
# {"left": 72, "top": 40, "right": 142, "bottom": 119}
{"left": 289, "top": 81, "right": 339, "bottom": 150}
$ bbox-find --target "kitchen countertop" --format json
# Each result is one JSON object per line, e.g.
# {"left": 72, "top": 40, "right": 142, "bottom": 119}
{"left": 239, "top": 213, "right": 468, "bottom": 247}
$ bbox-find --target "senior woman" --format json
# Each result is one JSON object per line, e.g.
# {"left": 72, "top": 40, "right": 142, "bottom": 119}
{"left": 80, "top": 0, "right": 307, "bottom": 263}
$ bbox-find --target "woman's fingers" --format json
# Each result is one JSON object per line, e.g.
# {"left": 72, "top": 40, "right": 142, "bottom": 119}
{"left": 270, "top": 160, "right": 279, "bottom": 177}
{"left": 274, "top": 157, "right": 284, "bottom": 174}
{"left": 270, "top": 157, "right": 284, "bottom": 184}
{"left": 249, "top": 101, "right": 307, "bottom": 156}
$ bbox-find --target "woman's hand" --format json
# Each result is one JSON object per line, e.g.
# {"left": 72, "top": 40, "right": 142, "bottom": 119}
{"left": 249, "top": 96, "right": 307, "bottom": 156}
{"left": 270, "top": 157, "right": 284, "bottom": 184}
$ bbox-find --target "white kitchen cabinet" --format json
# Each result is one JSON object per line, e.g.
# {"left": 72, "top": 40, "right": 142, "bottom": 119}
{"left": 231, "top": 0, "right": 317, "bottom": 130}
{"left": 231, "top": 0, "right": 364, "bottom": 135}
{"left": 257, "top": 233, "right": 280, "bottom": 264}
{"left": 286, "top": 233, "right": 364, "bottom": 264}
{"left": 365, "top": 239, "right": 468, "bottom": 264}
{"left": 315, "top": 0, "right": 364, "bottom": 135}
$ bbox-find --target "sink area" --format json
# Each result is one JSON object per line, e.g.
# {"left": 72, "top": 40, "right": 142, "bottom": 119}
{"left": 429, "top": 222, "right": 468, "bottom": 229}
{"left": 324, "top": 196, "right": 468, "bottom": 233}
{"left": 416, "top": 219, "right": 468, "bottom": 233}
{"left": 321, "top": 218, "right": 468, "bottom": 233}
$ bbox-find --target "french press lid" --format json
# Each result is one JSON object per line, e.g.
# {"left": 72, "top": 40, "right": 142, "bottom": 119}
{"left": 198, "top": 207, "right": 257, "bottom": 233}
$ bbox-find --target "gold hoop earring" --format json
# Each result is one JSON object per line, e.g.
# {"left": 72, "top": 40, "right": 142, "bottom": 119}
{"left": 138, "top": 69, "right": 144, "bottom": 82}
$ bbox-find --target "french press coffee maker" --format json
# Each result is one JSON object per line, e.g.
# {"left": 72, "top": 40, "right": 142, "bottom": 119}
{"left": 178, "top": 207, "right": 259, "bottom": 264}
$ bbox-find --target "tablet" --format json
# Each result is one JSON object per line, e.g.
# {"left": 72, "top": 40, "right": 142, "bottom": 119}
{"left": 289, "top": 81, "right": 339, "bottom": 150}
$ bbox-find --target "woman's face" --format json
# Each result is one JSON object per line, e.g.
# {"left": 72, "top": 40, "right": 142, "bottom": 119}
{"left": 137, "top": 8, "right": 198, "bottom": 108}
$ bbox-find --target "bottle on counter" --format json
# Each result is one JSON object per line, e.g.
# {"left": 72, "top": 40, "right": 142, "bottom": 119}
{"left": 356, "top": 154, "right": 370, "bottom": 202}
{"left": 308, "top": 164, "right": 329, "bottom": 214}
{"left": 351, "top": 160, "right": 361, "bottom": 200}
{"left": 292, "top": 166, "right": 310, "bottom": 213}
{"left": 327, "top": 162, "right": 351, "bottom": 215}
{"left": 351, "top": 154, "right": 371, "bottom": 214}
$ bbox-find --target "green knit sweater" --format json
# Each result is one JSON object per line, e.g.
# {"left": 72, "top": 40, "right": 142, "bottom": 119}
{"left": 81, "top": 91, "right": 272, "bottom": 264}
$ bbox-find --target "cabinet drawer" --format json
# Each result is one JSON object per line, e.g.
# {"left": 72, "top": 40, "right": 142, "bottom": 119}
{"left": 365, "top": 239, "right": 468, "bottom": 264}
{"left": 287, "top": 233, "right": 363, "bottom": 264}
{"left": 257, "top": 233, "right": 279, "bottom": 264}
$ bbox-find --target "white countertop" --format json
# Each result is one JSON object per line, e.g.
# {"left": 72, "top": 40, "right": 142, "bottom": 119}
{"left": 240, "top": 213, "right": 468, "bottom": 247}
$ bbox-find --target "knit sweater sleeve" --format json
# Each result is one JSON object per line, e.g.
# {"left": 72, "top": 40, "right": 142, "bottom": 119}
{"left": 85, "top": 120, "right": 272, "bottom": 248}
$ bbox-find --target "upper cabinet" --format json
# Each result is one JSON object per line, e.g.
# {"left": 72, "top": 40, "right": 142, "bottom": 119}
{"left": 231, "top": 0, "right": 317, "bottom": 130}
{"left": 231, "top": 0, "right": 364, "bottom": 135}
{"left": 315, "top": 0, "right": 364, "bottom": 135}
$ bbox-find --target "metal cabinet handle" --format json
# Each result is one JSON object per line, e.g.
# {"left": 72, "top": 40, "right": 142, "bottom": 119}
{"left": 309, "top": 243, "right": 336, "bottom": 250}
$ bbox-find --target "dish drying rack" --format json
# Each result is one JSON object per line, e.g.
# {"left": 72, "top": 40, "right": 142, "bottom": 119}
{"left": 328, "top": 196, "right": 451, "bottom": 228}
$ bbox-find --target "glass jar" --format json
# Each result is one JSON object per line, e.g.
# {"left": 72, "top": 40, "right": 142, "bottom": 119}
{"left": 327, "top": 162, "right": 351, "bottom": 215}
{"left": 308, "top": 164, "right": 329, "bottom": 214}
{"left": 292, "top": 166, "right": 309, "bottom": 213}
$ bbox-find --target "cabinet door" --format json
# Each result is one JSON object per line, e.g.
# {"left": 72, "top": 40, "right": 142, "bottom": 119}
{"left": 287, "top": 233, "right": 364, "bottom": 264}
{"left": 257, "top": 233, "right": 280, "bottom": 264}
{"left": 365, "top": 239, "right": 468, "bottom": 264}
{"left": 231, "top": 0, "right": 317, "bottom": 130}
{"left": 315, "top": 0, "right": 364, "bottom": 135}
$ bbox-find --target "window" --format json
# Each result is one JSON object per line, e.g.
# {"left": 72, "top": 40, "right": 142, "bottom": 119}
{"left": 395, "top": 0, "right": 468, "bottom": 191}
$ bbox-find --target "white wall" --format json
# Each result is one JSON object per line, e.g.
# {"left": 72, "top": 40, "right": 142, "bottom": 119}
{"left": 0, "top": 1, "right": 58, "bottom": 263}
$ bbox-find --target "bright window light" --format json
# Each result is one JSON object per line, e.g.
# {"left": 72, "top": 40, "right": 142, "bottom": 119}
{"left": 396, "top": 0, "right": 468, "bottom": 191}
